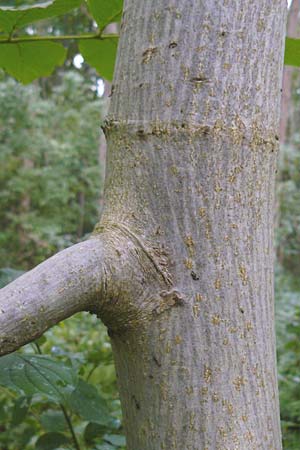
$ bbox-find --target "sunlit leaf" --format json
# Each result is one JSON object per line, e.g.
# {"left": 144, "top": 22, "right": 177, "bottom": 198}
{"left": 0, "top": 354, "right": 77, "bottom": 402}
{"left": 285, "top": 37, "right": 300, "bottom": 67}
{"left": 86, "top": 0, "right": 123, "bottom": 31}
{"left": 0, "top": 41, "right": 66, "bottom": 83}
{"left": 0, "top": 0, "right": 82, "bottom": 34}
{"left": 79, "top": 38, "right": 118, "bottom": 81}
{"left": 0, "top": 1, "right": 54, "bottom": 10}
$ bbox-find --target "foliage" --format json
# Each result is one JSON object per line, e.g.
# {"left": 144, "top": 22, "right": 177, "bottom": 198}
{"left": 0, "top": 267, "right": 24, "bottom": 287}
{"left": 0, "top": 1, "right": 299, "bottom": 84}
{"left": 0, "top": 311, "right": 125, "bottom": 450}
{"left": 275, "top": 267, "right": 300, "bottom": 450}
{"left": 0, "top": 268, "right": 124, "bottom": 449}
{"left": 0, "top": 58, "right": 124, "bottom": 447}
{"left": 275, "top": 142, "right": 300, "bottom": 449}
{"left": 285, "top": 37, "right": 300, "bottom": 67}
{"left": 85, "top": 0, "right": 122, "bottom": 32}
{"left": 79, "top": 38, "right": 118, "bottom": 82}
{"left": 0, "top": 41, "right": 67, "bottom": 84}
{"left": 0, "top": 73, "right": 104, "bottom": 269}
{"left": 277, "top": 144, "right": 300, "bottom": 275}
{"left": 0, "top": 0, "right": 122, "bottom": 82}
{"left": 0, "top": 1, "right": 82, "bottom": 34}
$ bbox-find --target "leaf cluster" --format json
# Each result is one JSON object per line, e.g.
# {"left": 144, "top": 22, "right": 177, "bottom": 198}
{"left": 0, "top": 304, "right": 125, "bottom": 450}
{"left": 0, "top": 0, "right": 122, "bottom": 82}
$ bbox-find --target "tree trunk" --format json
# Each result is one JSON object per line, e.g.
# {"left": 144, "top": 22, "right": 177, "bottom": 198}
{"left": 100, "top": 1, "right": 286, "bottom": 448}
{"left": 0, "top": 1, "right": 287, "bottom": 449}
{"left": 280, "top": 0, "right": 299, "bottom": 144}
{"left": 98, "top": 22, "right": 118, "bottom": 212}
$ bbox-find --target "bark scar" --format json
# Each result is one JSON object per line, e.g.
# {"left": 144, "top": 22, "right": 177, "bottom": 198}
{"left": 153, "top": 289, "right": 185, "bottom": 315}
{"left": 142, "top": 47, "right": 158, "bottom": 63}
{"left": 94, "top": 221, "right": 172, "bottom": 287}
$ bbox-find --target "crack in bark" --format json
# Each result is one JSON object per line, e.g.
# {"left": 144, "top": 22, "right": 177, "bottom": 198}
{"left": 102, "top": 117, "right": 279, "bottom": 150}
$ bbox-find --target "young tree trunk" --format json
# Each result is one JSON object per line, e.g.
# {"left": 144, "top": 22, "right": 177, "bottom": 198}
{"left": 0, "top": 1, "right": 287, "bottom": 449}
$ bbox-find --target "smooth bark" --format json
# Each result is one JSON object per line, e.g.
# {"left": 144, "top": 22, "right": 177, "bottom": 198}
{"left": 101, "top": 1, "right": 287, "bottom": 448}
{"left": 0, "top": 239, "right": 106, "bottom": 355}
{"left": 0, "top": 1, "right": 287, "bottom": 449}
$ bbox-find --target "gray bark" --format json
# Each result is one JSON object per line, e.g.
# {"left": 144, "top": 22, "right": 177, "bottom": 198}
{"left": 0, "top": 1, "right": 287, "bottom": 449}
{"left": 0, "top": 239, "right": 105, "bottom": 354}
{"left": 102, "top": 1, "right": 287, "bottom": 448}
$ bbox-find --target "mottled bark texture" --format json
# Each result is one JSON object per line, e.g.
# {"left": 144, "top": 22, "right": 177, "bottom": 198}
{"left": 0, "top": 1, "right": 287, "bottom": 449}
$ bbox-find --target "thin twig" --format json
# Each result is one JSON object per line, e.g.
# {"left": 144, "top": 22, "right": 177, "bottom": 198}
{"left": 0, "top": 33, "right": 118, "bottom": 44}
{"left": 60, "top": 403, "right": 81, "bottom": 450}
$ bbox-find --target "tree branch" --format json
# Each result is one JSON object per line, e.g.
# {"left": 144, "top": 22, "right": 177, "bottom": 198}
{"left": 0, "top": 34, "right": 118, "bottom": 44}
{"left": 0, "top": 237, "right": 106, "bottom": 356}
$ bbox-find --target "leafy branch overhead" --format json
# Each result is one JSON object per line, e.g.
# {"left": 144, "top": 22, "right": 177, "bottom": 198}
{"left": 0, "top": 0, "right": 122, "bottom": 82}
{"left": 1, "top": 1, "right": 300, "bottom": 84}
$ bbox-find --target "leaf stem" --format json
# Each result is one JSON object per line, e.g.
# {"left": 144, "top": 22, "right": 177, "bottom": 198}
{"left": 60, "top": 403, "right": 81, "bottom": 450}
{"left": 35, "top": 342, "right": 42, "bottom": 354}
{"left": 86, "top": 362, "right": 98, "bottom": 382}
{"left": 0, "top": 33, "right": 118, "bottom": 44}
{"left": 31, "top": 343, "right": 81, "bottom": 449}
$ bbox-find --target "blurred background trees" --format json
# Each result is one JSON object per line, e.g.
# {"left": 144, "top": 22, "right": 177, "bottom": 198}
{"left": 0, "top": 74, "right": 104, "bottom": 269}
{"left": 276, "top": 1, "right": 300, "bottom": 448}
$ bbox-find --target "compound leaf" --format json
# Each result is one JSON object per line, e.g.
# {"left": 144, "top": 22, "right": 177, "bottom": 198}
{"left": 0, "top": 41, "right": 66, "bottom": 83}
{"left": 79, "top": 37, "right": 118, "bottom": 81}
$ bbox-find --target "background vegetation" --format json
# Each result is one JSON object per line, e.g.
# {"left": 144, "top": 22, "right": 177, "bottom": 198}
{"left": 276, "top": 140, "right": 300, "bottom": 450}
{"left": 0, "top": 1, "right": 299, "bottom": 449}
{"left": 0, "top": 71, "right": 126, "bottom": 449}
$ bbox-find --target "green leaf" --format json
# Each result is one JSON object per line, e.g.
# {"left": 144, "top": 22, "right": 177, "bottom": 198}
{"left": 0, "top": 1, "right": 54, "bottom": 9}
{"left": 86, "top": 0, "right": 123, "bottom": 31}
{"left": 11, "top": 396, "right": 31, "bottom": 426}
{"left": 103, "top": 434, "right": 126, "bottom": 447}
{"left": 35, "top": 335, "right": 47, "bottom": 347}
{"left": 95, "top": 445, "right": 115, "bottom": 450}
{"left": 0, "top": 0, "right": 82, "bottom": 34}
{"left": 0, "top": 400, "right": 6, "bottom": 422}
{"left": 0, "top": 354, "right": 77, "bottom": 402}
{"left": 0, "top": 41, "right": 66, "bottom": 83}
{"left": 84, "top": 422, "right": 107, "bottom": 444}
{"left": 19, "top": 426, "right": 37, "bottom": 448}
{"left": 41, "top": 410, "right": 67, "bottom": 432}
{"left": 69, "top": 379, "right": 112, "bottom": 424}
{"left": 285, "top": 37, "right": 300, "bottom": 67}
{"left": 79, "top": 38, "right": 118, "bottom": 81}
{"left": 35, "top": 432, "right": 69, "bottom": 450}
